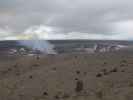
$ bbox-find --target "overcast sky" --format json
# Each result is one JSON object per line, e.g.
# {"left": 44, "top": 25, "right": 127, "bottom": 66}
{"left": 0, "top": 0, "right": 133, "bottom": 40}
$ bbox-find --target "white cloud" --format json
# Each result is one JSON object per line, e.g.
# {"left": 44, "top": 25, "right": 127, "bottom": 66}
{"left": 113, "top": 20, "right": 133, "bottom": 34}
{"left": 1, "top": 24, "right": 133, "bottom": 40}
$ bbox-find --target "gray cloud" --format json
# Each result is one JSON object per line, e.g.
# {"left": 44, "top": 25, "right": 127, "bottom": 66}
{"left": 0, "top": 0, "right": 133, "bottom": 38}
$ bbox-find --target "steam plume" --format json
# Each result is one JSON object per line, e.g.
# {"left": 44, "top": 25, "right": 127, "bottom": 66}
{"left": 19, "top": 40, "right": 56, "bottom": 54}
{"left": 19, "top": 26, "right": 57, "bottom": 54}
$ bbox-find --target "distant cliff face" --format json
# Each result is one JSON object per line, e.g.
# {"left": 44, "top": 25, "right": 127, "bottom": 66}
{"left": 8, "top": 47, "right": 46, "bottom": 56}
{"left": 74, "top": 43, "right": 128, "bottom": 54}
{"left": 8, "top": 44, "right": 127, "bottom": 55}
{"left": 93, "top": 44, "right": 121, "bottom": 53}
{"left": 0, "top": 40, "right": 131, "bottom": 56}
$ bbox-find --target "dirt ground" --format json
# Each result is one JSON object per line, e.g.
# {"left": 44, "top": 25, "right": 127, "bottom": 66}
{"left": 0, "top": 51, "right": 133, "bottom": 100}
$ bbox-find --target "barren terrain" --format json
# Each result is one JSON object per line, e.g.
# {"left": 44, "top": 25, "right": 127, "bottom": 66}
{"left": 0, "top": 50, "right": 133, "bottom": 100}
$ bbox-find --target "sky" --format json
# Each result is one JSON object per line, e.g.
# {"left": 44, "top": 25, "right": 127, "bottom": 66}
{"left": 0, "top": 0, "right": 133, "bottom": 40}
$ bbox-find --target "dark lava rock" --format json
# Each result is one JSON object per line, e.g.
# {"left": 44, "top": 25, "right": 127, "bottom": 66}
{"left": 110, "top": 68, "right": 118, "bottom": 73}
{"left": 54, "top": 95, "right": 60, "bottom": 99}
{"left": 75, "top": 78, "right": 79, "bottom": 81}
{"left": 76, "top": 70, "right": 80, "bottom": 75}
{"left": 29, "top": 75, "right": 33, "bottom": 79}
{"left": 13, "top": 64, "right": 18, "bottom": 68}
{"left": 75, "top": 80, "right": 84, "bottom": 93}
{"left": 15, "top": 72, "right": 20, "bottom": 76}
{"left": 102, "top": 69, "right": 109, "bottom": 75}
{"left": 103, "top": 62, "right": 107, "bottom": 65}
{"left": 7, "top": 68, "right": 12, "bottom": 71}
{"left": 96, "top": 73, "right": 102, "bottom": 78}
{"left": 43, "top": 92, "right": 48, "bottom": 96}
{"left": 74, "top": 55, "right": 78, "bottom": 59}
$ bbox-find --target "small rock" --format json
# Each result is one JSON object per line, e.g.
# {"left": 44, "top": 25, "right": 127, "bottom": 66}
{"left": 96, "top": 73, "right": 102, "bottom": 77}
{"left": 103, "top": 62, "right": 107, "bottom": 65}
{"left": 110, "top": 68, "right": 118, "bottom": 72}
{"left": 29, "top": 75, "right": 33, "bottom": 79}
{"left": 102, "top": 69, "right": 109, "bottom": 75}
{"left": 16, "top": 72, "right": 20, "bottom": 76}
{"left": 76, "top": 70, "right": 80, "bottom": 75}
{"left": 74, "top": 55, "right": 78, "bottom": 59}
{"left": 75, "top": 78, "right": 78, "bottom": 81}
{"left": 43, "top": 92, "right": 48, "bottom": 96}
{"left": 13, "top": 64, "right": 18, "bottom": 68}
{"left": 75, "top": 80, "right": 84, "bottom": 92}
{"left": 54, "top": 95, "right": 60, "bottom": 99}
{"left": 7, "top": 68, "right": 12, "bottom": 71}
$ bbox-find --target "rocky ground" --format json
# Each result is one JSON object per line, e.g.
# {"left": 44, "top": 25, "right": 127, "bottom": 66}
{"left": 0, "top": 51, "right": 133, "bottom": 100}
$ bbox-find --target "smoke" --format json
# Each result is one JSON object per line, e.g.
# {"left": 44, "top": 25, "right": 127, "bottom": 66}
{"left": 19, "top": 40, "right": 56, "bottom": 54}
{"left": 18, "top": 25, "right": 57, "bottom": 54}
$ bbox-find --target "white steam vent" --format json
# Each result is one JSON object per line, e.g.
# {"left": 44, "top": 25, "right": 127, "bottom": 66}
{"left": 18, "top": 25, "right": 57, "bottom": 54}
{"left": 19, "top": 40, "right": 56, "bottom": 54}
